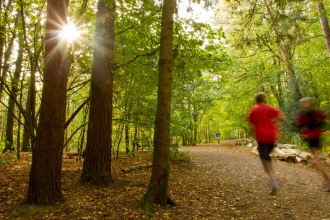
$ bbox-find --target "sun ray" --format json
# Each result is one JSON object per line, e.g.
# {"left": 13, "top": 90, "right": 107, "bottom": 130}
{"left": 60, "top": 21, "right": 81, "bottom": 43}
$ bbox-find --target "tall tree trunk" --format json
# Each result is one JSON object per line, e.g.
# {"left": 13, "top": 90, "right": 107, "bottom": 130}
{"left": 140, "top": 0, "right": 176, "bottom": 217}
{"left": 0, "top": 25, "right": 16, "bottom": 101}
{"left": 125, "top": 125, "right": 130, "bottom": 153}
{"left": 21, "top": 88, "right": 32, "bottom": 151}
{"left": 316, "top": 2, "right": 330, "bottom": 57}
{"left": 17, "top": 75, "right": 25, "bottom": 159}
{"left": 193, "top": 106, "right": 198, "bottom": 145}
{"left": 0, "top": 0, "right": 4, "bottom": 87}
{"left": 0, "top": 0, "right": 12, "bottom": 99}
{"left": 27, "top": 0, "right": 69, "bottom": 204}
{"left": 270, "top": 72, "right": 284, "bottom": 109}
{"left": 125, "top": 101, "right": 132, "bottom": 154}
{"left": 20, "top": 2, "right": 42, "bottom": 151}
{"left": 77, "top": 105, "right": 88, "bottom": 161}
{"left": 133, "top": 111, "right": 138, "bottom": 153}
{"left": 4, "top": 32, "right": 23, "bottom": 153}
{"left": 81, "top": 0, "right": 115, "bottom": 185}
{"left": 125, "top": 119, "right": 130, "bottom": 154}
{"left": 263, "top": 0, "right": 302, "bottom": 102}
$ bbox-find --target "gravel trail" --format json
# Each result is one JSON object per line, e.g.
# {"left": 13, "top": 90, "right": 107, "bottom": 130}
{"left": 169, "top": 141, "right": 330, "bottom": 220}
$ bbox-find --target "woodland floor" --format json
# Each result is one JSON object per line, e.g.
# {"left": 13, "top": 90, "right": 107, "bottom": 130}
{"left": 1, "top": 141, "right": 330, "bottom": 220}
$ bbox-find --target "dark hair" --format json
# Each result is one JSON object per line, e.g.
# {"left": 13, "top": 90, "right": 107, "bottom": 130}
{"left": 255, "top": 92, "right": 266, "bottom": 104}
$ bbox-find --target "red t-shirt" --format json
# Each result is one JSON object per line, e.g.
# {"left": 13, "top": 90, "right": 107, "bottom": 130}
{"left": 248, "top": 103, "right": 282, "bottom": 143}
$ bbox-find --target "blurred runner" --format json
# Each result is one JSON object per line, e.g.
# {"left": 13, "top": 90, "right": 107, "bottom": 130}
{"left": 216, "top": 130, "right": 221, "bottom": 144}
{"left": 296, "top": 97, "right": 330, "bottom": 192}
{"left": 248, "top": 92, "right": 286, "bottom": 194}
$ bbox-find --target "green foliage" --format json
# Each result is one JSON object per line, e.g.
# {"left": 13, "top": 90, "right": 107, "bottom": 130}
{"left": 11, "top": 155, "right": 17, "bottom": 163}
{"left": 290, "top": 133, "right": 308, "bottom": 150}
{"left": 205, "top": 0, "right": 330, "bottom": 151}
{"left": 3, "top": 0, "right": 330, "bottom": 154}
{"left": 0, "top": 151, "right": 10, "bottom": 166}
{"left": 169, "top": 19, "right": 230, "bottom": 143}
{"left": 321, "top": 131, "right": 330, "bottom": 153}
{"left": 170, "top": 150, "right": 191, "bottom": 163}
{"left": 0, "top": 140, "right": 5, "bottom": 152}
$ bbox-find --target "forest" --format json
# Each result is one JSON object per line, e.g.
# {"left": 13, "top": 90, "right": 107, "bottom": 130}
{"left": 0, "top": 0, "right": 330, "bottom": 218}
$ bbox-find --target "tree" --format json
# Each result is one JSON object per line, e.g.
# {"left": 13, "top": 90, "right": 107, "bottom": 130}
{"left": 4, "top": 25, "right": 23, "bottom": 153}
{"left": 316, "top": 2, "right": 330, "bottom": 57}
{"left": 170, "top": 20, "right": 228, "bottom": 144}
{"left": 262, "top": 0, "right": 302, "bottom": 102}
{"left": 26, "top": 0, "right": 69, "bottom": 204}
{"left": 0, "top": 0, "right": 12, "bottom": 99}
{"left": 81, "top": 0, "right": 115, "bottom": 185}
{"left": 113, "top": 1, "right": 161, "bottom": 154}
{"left": 2, "top": 7, "right": 20, "bottom": 152}
{"left": 20, "top": 1, "right": 45, "bottom": 151}
{"left": 140, "top": 0, "right": 176, "bottom": 217}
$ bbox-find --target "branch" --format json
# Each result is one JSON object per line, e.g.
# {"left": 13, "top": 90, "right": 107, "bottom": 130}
{"left": 121, "top": 163, "right": 152, "bottom": 173}
{"left": 0, "top": 76, "right": 29, "bottom": 121}
{"left": 115, "top": 9, "right": 161, "bottom": 36}
{"left": 0, "top": 99, "right": 35, "bottom": 138}
{"left": 63, "top": 122, "right": 88, "bottom": 149}
{"left": 67, "top": 79, "right": 91, "bottom": 93}
{"left": 65, "top": 97, "right": 90, "bottom": 129}
{"left": 115, "top": 50, "right": 158, "bottom": 70}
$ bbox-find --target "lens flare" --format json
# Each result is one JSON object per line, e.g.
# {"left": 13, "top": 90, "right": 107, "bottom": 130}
{"left": 61, "top": 22, "right": 80, "bottom": 43}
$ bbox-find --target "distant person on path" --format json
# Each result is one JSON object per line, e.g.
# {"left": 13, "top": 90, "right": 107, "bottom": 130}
{"left": 248, "top": 92, "right": 285, "bottom": 194}
{"left": 216, "top": 130, "right": 221, "bottom": 144}
{"left": 296, "top": 97, "right": 330, "bottom": 192}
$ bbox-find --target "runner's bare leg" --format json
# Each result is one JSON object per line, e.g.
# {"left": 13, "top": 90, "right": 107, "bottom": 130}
{"left": 262, "top": 159, "right": 279, "bottom": 194}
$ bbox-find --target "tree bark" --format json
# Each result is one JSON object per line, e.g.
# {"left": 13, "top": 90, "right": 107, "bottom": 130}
{"left": 193, "top": 106, "right": 198, "bottom": 145}
{"left": 4, "top": 31, "right": 23, "bottom": 153}
{"left": 81, "top": 0, "right": 115, "bottom": 185}
{"left": 0, "top": 0, "right": 4, "bottom": 90}
{"left": 0, "top": 20, "right": 16, "bottom": 102}
{"left": 270, "top": 72, "right": 284, "bottom": 108}
{"left": 133, "top": 110, "right": 139, "bottom": 154}
{"left": 26, "top": 0, "right": 69, "bottom": 204}
{"left": 124, "top": 100, "right": 132, "bottom": 154}
{"left": 125, "top": 117, "right": 130, "bottom": 154}
{"left": 77, "top": 105, "right": 88, "bottom": 161}
{"left": 316, "top": 2, "right": 330, "bottom": 57}
{"left": 21, "top": 88, "right": 32, "bottom": 152}
{"left": 20, "top": 2, "right": 43, "bottom": 151}
{"left": 140, "top": 0, "right": 176, "bottom": 217}
{"left": 0, "top": 0, "right": 12, "bottom": 99}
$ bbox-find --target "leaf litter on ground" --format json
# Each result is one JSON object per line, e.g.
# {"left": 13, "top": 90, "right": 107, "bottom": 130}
{"left": 0, "top": 141, "right": 330, "bottom": 219}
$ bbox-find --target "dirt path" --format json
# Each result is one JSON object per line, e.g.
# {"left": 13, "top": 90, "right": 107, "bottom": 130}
{"left": 169, "top": 141, "right": 330, "bottom": 219}
{"left": 1, "top": 141, "right": 330, "bottom": 219}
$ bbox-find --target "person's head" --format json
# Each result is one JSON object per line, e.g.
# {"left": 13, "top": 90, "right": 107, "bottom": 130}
{"left": 255, "top": 92, "right": 266, "bottom": 104}
{"left": 298, "top": 97, "right": 314, "bottom": 110}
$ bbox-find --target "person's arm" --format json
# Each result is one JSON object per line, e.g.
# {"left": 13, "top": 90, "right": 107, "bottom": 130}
{"left": 277, "top": 111, "right": 286, "bottom": 122}
{"left": 270, "top": 107, "right": 286, "bottom": 123}
{"left": 247, "top": 109, "right": 255, "bottom": 125}
{"left": 314, "top": 110, "right": 326, "bottom": 127}
{"left": 317, "top": 110, "right": 327, "bottom": 120}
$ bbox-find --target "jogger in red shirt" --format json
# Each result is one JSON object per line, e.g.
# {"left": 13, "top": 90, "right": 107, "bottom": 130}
{"left": 296, "top": 97, "right": 330, "bottom": 192}
{"left": 248, "top": 92, "right": 286, "bottom": 194}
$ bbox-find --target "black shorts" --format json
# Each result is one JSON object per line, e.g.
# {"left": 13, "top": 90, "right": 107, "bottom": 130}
{"left": 257, "top": 142, "right": 275, "bottom": 161}
{"left": 305, "top": 137, "right": 320, "bottom": 149}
